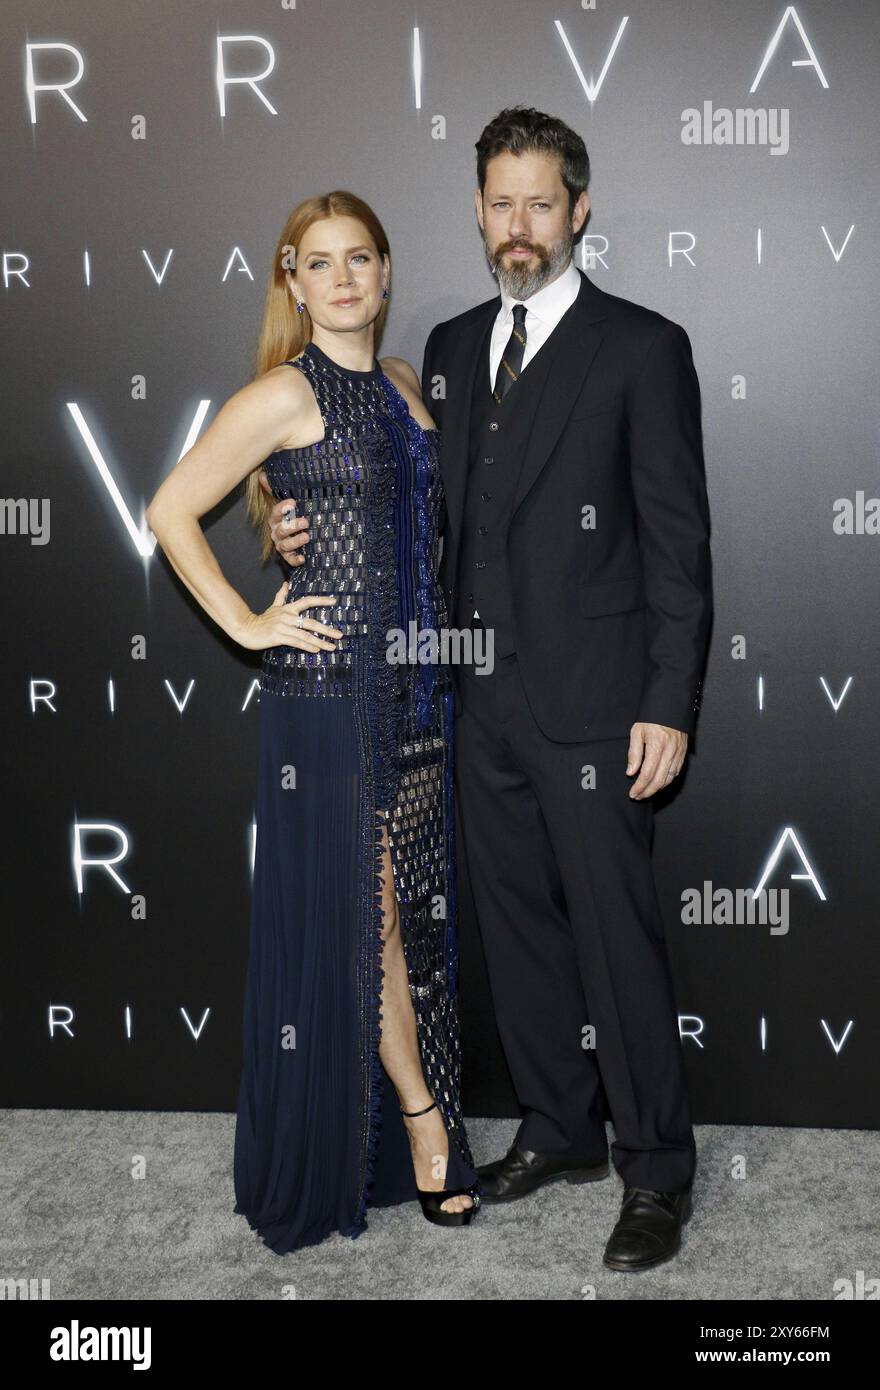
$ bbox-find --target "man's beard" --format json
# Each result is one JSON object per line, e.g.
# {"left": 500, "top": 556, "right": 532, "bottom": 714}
{"left": 484, "top": 227, "right": 574, "bottom": 298}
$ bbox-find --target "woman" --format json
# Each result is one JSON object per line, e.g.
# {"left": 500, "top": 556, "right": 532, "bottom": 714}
{"left": 146, "top": 191, "right": 480, "bottom": 1254}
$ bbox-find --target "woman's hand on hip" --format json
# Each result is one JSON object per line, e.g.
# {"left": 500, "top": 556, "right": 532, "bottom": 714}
{"left": 236, "top": 585, "right": 342, "bottom": 653}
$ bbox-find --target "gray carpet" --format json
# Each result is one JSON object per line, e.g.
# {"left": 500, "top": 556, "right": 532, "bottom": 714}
{"left": 2, "top": 1111, "right": 877, "bottom": 1300}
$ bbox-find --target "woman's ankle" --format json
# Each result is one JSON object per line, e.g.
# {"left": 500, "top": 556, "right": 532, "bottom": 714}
{"left": 398, "top": 1086, "right": 436, "bottom": 1116}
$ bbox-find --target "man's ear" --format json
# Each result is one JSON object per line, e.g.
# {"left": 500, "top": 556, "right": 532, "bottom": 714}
{"left": 573, "top": 192, "right": 590, "bottom": 235}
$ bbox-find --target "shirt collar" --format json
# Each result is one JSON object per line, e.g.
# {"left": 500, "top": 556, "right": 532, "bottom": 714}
{"left": 499, "top": 257, "right": 581, "bottom": 325}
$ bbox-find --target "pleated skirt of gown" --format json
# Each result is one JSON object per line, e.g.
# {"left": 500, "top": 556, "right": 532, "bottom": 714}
{"left": 232, "top": 672, "right": 477, "bottom": 1254}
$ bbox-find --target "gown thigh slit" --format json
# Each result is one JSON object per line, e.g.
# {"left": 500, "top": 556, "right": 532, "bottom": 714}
{"left": 232, "top": 340, "right": 478, "bottom": 1255}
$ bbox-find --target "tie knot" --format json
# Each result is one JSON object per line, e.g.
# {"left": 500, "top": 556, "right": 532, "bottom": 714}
{"left": 512, "top": 303, "right": 527, "bottom": 325}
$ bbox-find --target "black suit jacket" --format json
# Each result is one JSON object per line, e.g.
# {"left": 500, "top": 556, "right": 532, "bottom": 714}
{"left": 420, "top": 267, "right": 713, "bottom": 743}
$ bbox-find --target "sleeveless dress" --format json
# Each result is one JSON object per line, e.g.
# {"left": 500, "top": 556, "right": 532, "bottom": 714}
{"left": 232, "top": 339, "right": 478, "bottom": 1254}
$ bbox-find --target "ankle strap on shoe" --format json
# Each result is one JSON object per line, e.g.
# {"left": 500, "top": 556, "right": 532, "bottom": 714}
{"left": 400, "top": 1099, "right": 438, "bottom": 1118}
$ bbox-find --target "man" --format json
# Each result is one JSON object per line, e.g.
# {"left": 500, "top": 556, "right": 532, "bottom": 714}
{"left": 268, "top": 106, "right": 712, "bottom": 1272}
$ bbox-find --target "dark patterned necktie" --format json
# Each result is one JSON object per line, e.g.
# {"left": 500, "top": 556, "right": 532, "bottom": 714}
{"left": 492, "top": 303, "right": 528, "bottom": 404}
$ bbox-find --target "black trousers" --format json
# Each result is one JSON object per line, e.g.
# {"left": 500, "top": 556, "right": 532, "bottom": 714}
{"left": 455, "top": 649, "right": 696, "bottom": 1193}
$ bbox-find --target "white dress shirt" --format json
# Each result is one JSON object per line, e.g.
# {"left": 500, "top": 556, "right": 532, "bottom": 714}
{"left": 488, "top": 256, "right": 581, "bottom": 392}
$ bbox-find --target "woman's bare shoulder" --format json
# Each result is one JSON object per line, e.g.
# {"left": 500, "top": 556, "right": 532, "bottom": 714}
{"left": 380, "top": 355, "right": 421, "bottom": 393}
{"left": 261, "top": 354, "right": 313, "bottom": 402}
{"left": 251, "top": 357, "right": 323, "bottom": 450}
{"left": 379, "top": 356, "right": 437, "bottom": 431}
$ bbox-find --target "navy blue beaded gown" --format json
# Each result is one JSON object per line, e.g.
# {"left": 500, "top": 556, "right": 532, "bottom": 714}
{"left": 233, "top": 339, "right": 478, "bottom": 1254}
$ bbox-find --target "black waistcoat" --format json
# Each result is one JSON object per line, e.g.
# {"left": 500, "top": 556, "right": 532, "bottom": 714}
{"left": 453, "top": 316, "right": 563, "bottom": 656}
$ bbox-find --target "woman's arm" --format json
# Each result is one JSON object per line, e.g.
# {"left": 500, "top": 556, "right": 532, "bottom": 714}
{"left": 146, "top": 368, "right": 322, "bottom": 649}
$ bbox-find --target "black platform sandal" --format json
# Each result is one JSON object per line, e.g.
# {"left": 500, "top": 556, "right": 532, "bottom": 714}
{"left": 400, "top": 1099, "right": 481, "bottom": 1227}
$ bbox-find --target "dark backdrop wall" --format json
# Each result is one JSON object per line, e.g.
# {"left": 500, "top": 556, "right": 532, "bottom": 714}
{"left": 3, "top": 0, "right": 878, "bottom": 1128}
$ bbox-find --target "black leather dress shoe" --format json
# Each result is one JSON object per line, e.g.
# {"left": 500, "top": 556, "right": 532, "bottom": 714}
{"left": 602, "top": 1186, "right": 693, "bottom": 1271}
{"left": 476, "top": 1142, "right": 609, "bottom": 1204}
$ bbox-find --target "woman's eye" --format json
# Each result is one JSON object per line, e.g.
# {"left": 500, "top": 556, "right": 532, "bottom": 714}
{"left": 308, "top": 254, "right": 369, "bottom": 270}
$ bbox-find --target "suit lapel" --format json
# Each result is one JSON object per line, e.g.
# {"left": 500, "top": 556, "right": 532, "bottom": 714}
{"left": 437, "top": 267, "right": 609, "bottom": 577}
{"left": 511, "top": 270, "right": 607, "bottom": 515}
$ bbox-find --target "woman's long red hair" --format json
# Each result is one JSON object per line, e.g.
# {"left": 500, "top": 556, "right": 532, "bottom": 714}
{"left": 245, "top": 191, "right": 391, "bottom": 561}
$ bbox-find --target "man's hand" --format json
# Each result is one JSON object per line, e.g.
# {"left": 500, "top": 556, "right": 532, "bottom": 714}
{"left": 626, "top": 722, "right": 688, "bottom": 799}
{"left": 258, "top": 471, "right": 311, "bottom": 566}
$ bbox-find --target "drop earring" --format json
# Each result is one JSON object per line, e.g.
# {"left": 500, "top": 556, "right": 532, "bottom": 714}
{"left": 295, "top": 298, "right": 304, "bottom": 315}
{"left": 381, "top": 285, "right": 389, "bottom": 299}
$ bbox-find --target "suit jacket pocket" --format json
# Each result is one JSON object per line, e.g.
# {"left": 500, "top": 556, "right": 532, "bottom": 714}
{"left": 578, "top": 575, "right": 645, "bottom": 617}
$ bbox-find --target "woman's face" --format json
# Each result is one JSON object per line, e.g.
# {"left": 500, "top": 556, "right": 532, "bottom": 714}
{"left": 287, "top": 216, "right": 388, "bottom": 333}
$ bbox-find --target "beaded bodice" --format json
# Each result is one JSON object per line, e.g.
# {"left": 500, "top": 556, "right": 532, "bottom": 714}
{"left": 259, "top": 340, "right": 448, "bottom": 749}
